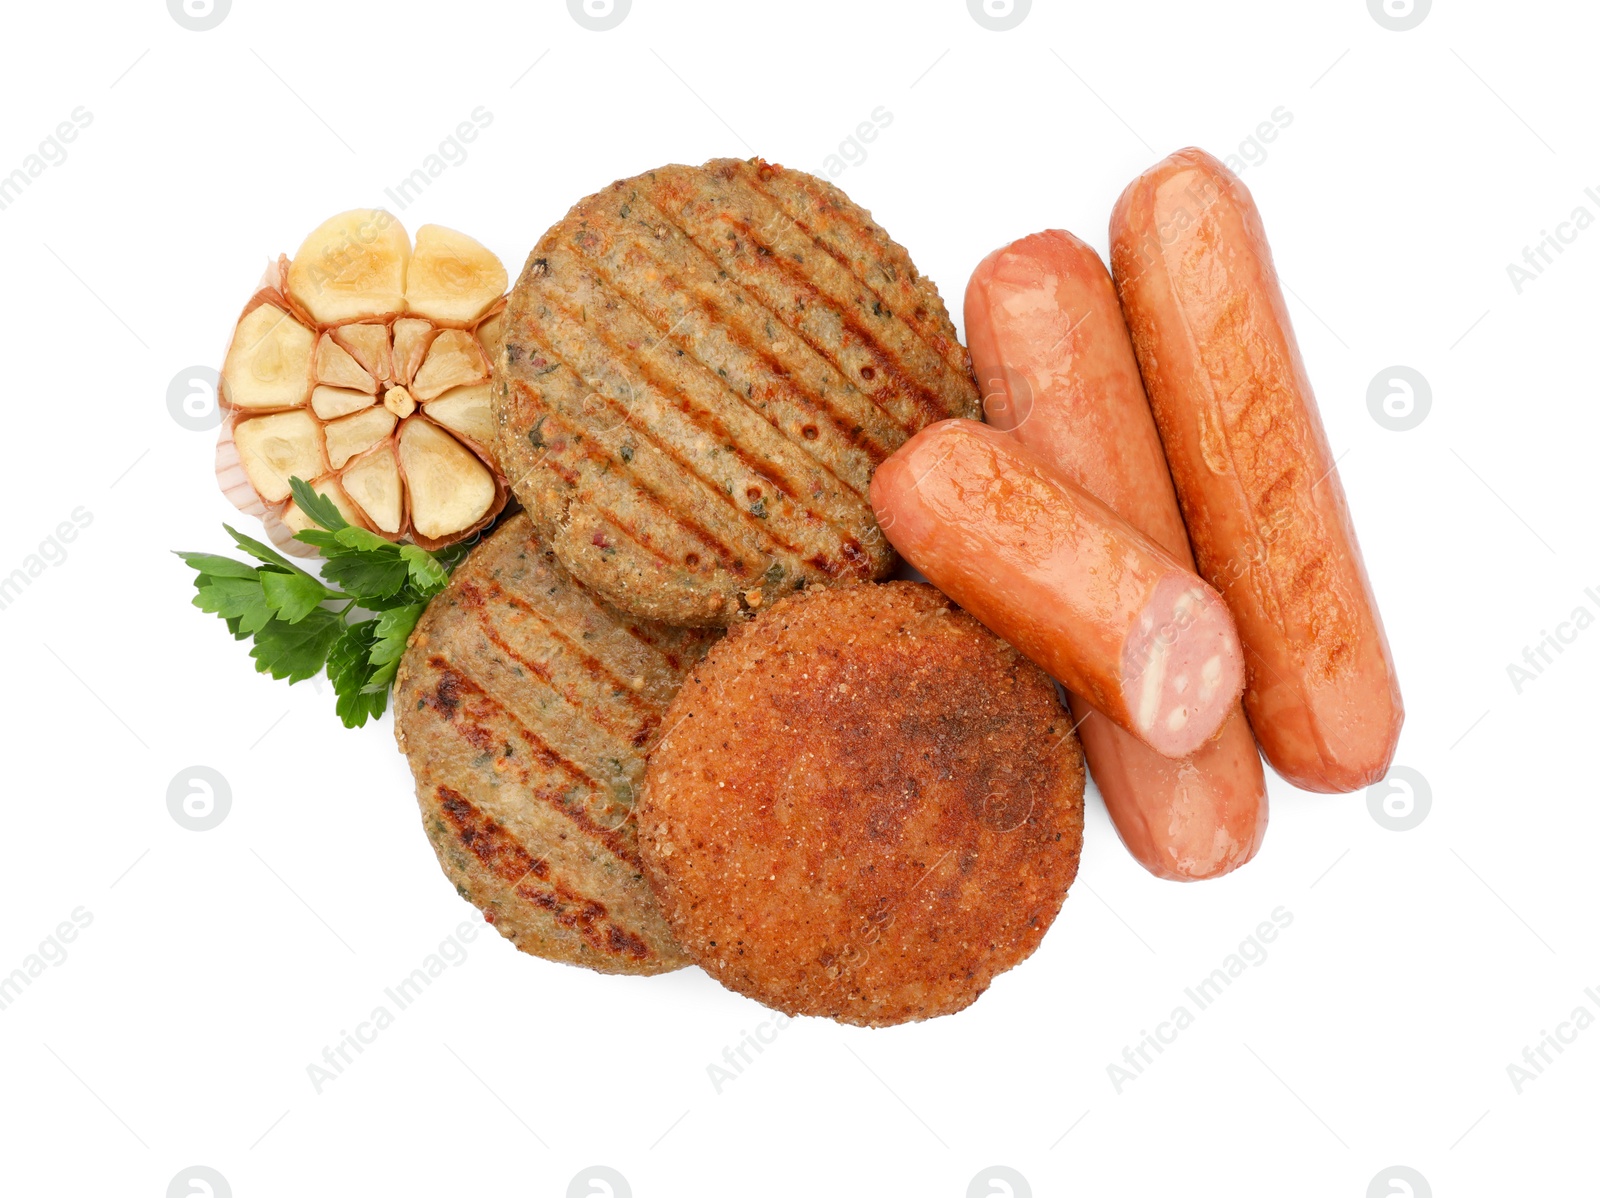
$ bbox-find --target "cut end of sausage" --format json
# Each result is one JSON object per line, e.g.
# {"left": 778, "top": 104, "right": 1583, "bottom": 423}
{"left": 1075, "top": 698, "right": 1267, "bottom": 882}
{"left": 1122, "top": 572, "right": 1246, "bottom": 759}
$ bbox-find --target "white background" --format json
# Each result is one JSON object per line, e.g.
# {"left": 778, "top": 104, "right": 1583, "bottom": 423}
{"left": 1, "top": 1, "right": 1594, "bottom": 1195}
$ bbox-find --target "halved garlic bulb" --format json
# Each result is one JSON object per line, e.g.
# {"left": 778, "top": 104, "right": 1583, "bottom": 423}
{"left": 215, "top": 210, "right": 509, "bottom": 553}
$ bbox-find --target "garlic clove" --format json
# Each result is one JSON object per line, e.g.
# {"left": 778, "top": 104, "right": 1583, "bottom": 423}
{"left": 287, "top": 210, "right": 410, "bottom": 325}
{"left": 310, "top": 385, "right": 377, "bottom": 421}
{"left": 232, "top": 410, "right": 325, "bottom": 504}
{"left": 325, "top": 406, "right": 398, "bottom": 470}
{"left": 341, "top": 444, "right": 404, "bottom": 533}
{"left": 423, "top": 382, "right": 496, "bottom": 447}
{"left": 399, "top": 418, "right": 496, "bottom": 541}
{"left": 315, "top": 333, "right": 377, "bottom": 393}
{"left": 221, "top": 304, "right": 316, "bottom": 410}
{"left": 476, "top": 310, "right": 505, "bottom": 367}
{"left": 391, "top": 318, "right": 436, "bottom": 387}
{"left": 410, "top": 329, "right": 488, "bottom": 401}
{"left": 332, "top": 322, "right": 393, "bottom": 382}
{"left": 406, "top": 225, "right": 508, "bottom": 325}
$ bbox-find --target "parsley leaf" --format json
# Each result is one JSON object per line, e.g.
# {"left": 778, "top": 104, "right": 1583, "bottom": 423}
{"left": 225, "top": 524, "right": 301, "bottom": 572}
{"left": 175, "top": 476, "right": 468, "bottom": 729}
{"left": 288, "top": 477, "right": 349, "bottom": 532}
{"left": 175, "top": 551, "right": 261, "bottom": 581}
{"left": 338, "top": 679, "right": 390, "bottom": 728}
{"left": 363, "top": 657, "right": 404, "bottom": 696}
{"left": 327, "top": 620, "right": 389, "bottom": 728}
{"left": 326, "top": 619, "right": 380, "bottom": 695}
{"left": 193, "top": 575, "right": 275, "bottom": 636}
{"left": 333, "top": 525, "right": 397, "bottom": 555}
{"left": 290, "top": 528, "right": 343, "bottom": 554}
{"left": 362, "top": 603, "right": 425, "bottom": 694}
{"left": 261, "top": 571, "right": 338, "bottom": 624}
{"left": 430, "top": 537, "right": 480, "bottom": 574}
{"left": 318, "top": 552, "right": 411, "bottom": 603}
{"left": 400, "top": 545, "right": 450, "bottom": 592}
{"left": 250, "top": 607, "right": 345, "bottom": 682}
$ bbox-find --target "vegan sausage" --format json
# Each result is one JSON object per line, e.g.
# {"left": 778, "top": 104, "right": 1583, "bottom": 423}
{"left": 1110, "top": 148, "right": 1403, "bottom": 792}
{"left": 870, "top": 419, "right": 1246, "bottom": 760}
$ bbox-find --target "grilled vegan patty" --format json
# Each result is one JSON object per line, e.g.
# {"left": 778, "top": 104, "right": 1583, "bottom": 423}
{"left": 495, "top": 158, "right": 981, "bottom": 627}
{"left": 636, "top": 581, "right": 1086, "bottom": 1025}
{"left": 394, "top": 513, "right": 720, "bottom": 975}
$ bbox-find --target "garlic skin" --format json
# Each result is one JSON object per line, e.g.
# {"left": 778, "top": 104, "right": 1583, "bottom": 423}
{"left": 214, "top": 211, "right": 510, "bottom": 555}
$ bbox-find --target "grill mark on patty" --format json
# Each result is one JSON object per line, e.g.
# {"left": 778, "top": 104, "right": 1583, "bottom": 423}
{"left": 433, "top": 786, "right": 651, "bottom": 961}
{"left": 421, "top": 658, "right": 599, "bottom": 792}
{"left": 636, "top": 189, "right": 940, "bottom": 438}
{"left": 516, "top": 300, "right": 848, "bottom": 580}
{"left": 569, "top": 194, "right": 901, "bottom": 484}
{"left": 535, "top": 451, "right": 679, "bottom": 568}
{"left": 536, "top": 282, "right": 819, "bottom": 518}
{"left": 457, "top": 604, "right": 656, "bottom": 754}
{"left": 734, "top": 164, "right": 975, "bottom": 401}
{"left": 420, "top": 655, "right": 643, "bottom": 867}
{"left": 621, "top": 621, "right": 684, "bottom": 662}
{"left": 754, "top": 168, "right": 974, "bottom": 385}
{"left": 567, "top": 233, "right": 881, "bottom": 501}
{"left": 538, "top": 278, "right": 871, "bottom": 571}
{"left": 523, "top": 408, "right": 755, "bottom": 596}
{"left": 495, "top": 547, "right": 690, "bottom": 677}
{"left": 469, "top": 577, "right": 659, "bottom": 728}
{"left": 644, "top": 167, "right": 959, "bottom": 430}
{"left": 636, "top": 243, "right": 928, "bottom": 438}
{"left": 754, "top": 239, "right": 949, "bottom": 428}
{"left": 511, "top": 386, "right": 751, "bottom": 575}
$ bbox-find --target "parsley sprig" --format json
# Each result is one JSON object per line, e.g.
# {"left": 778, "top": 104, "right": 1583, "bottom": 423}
{"left": 176, "top": 478, "right": 470, "bottom": 728}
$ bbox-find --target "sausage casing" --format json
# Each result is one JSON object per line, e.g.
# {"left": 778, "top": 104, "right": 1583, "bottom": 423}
{"left": 1110, "top": 149, "right": 1403, "bottom": 792}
